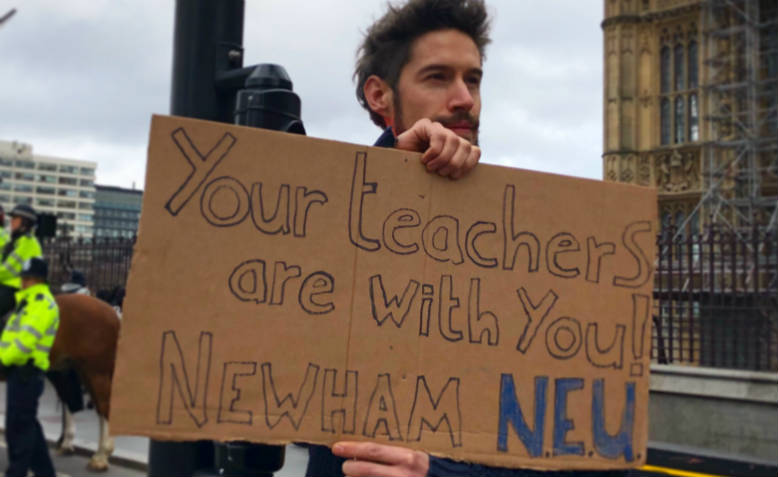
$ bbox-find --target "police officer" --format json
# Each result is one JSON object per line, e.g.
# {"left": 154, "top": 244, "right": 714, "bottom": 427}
{"left": 0, "top": 257, "right": 58, "bottom": 477}
{"left": 0, "top": 205, "right": 9, "bottom": 249}
{"left": 0, "top": 204, "right": 43, "bottom": 320}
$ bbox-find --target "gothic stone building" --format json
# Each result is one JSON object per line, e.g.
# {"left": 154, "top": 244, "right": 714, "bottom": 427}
{"left": 601, "top": 0, "right": 777, "bottom": 234}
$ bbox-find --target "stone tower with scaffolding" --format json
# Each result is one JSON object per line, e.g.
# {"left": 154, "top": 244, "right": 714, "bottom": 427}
{"left": 601, "top": 0, "right": 777, "bottom": 236}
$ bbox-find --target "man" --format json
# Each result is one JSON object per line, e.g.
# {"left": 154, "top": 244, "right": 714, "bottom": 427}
{"left": 0, "top": 204, "right": 43, "bottom": 320}
{"left": 307, "top": 2, "right": 627, "bottom": 476}
{"left": 306, "top": 1, "right": 489, "bottom": 475}
{"left": 0, "top": 257, "right": 59, "bottom": 477}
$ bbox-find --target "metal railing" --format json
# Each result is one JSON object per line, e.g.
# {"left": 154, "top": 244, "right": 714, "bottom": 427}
{"left": 653, "top": 223, "right": 778, "bottom": 371}
{"left": 36, "top": 225, "right": 778, "bottom": 371}
{"left": 41, "top": 236, "right": 135, "bottom": 306}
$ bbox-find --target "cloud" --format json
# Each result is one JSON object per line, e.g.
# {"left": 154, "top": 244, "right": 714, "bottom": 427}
{"left": 0, "top": 0, "right": 605, "bottom": 189}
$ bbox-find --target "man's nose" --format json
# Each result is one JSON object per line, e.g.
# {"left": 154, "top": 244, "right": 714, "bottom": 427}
{"left": 448, "top": 77, "right": 474, "bottom": 112}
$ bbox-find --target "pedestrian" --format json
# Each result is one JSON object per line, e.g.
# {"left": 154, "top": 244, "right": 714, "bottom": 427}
{"left": 0, "top": 257, "right": 59, "bottom": 477}
{"left": 60, "top": 270, "right": 89, "bottom": 296}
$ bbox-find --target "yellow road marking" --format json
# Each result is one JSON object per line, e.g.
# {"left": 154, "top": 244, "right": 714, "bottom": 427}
{"left": 641, "top": 464, "right": 728, "bottom": 477}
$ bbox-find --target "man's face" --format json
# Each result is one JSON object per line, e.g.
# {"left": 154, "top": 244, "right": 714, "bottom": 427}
{"left": 10, "top": 216, "right": 22, "bottom": 232}
{"left": 390, "top": 29, "right": 482, "bottom": 144}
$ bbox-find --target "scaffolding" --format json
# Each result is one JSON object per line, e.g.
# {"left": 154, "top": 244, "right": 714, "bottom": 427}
{"left": 696, "top": 0, "right": 778, "bottom": 235}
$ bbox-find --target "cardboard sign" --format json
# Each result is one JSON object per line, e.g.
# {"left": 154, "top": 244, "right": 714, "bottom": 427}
{"left": 111, "top": 115, "right": 657, "bottom": 471}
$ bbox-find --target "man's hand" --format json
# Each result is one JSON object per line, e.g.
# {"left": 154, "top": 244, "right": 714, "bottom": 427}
{"left": 333, "top": 441, "right": 429, "bottom": 477}
{"left": 395, "top": 118, "right": 481, "bottom": 180}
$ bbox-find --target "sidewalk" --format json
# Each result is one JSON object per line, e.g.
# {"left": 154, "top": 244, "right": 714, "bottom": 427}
{"left": 0, "top": 381, "right": 309, "bottom": 475}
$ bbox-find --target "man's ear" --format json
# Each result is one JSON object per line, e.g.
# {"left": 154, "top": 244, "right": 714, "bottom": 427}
{"left": 363, "top": 75, "right": 394, "bottom": 122}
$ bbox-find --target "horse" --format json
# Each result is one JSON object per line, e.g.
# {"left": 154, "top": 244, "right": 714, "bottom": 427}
{"left": 48, "top": 293, "right": 120, "bottom": 471}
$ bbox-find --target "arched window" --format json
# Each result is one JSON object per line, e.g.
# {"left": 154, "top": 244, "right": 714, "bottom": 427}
{"left": 661, "top": 98, "right": 671, "bottom": 145}
{"left": 689, "top": 94, "right": 699, "bottom": 141}
{"left": 660, "top": 46, "right": 671, "bottom": 93}
{"left": 675, "top": 97, "right": 685, "bottom": 143}
{"left": 674, "top": 44, "right": 684, "bottom": 91}
{"left": 688, "top": 41, "right": 698, "bottom": 88}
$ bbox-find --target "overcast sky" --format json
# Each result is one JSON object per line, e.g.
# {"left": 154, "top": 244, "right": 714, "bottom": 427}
{"left": 0, "top": 1, "right": 604, "bottom": 189}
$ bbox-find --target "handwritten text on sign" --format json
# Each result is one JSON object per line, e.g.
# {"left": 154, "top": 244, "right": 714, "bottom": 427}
{"left": 110, "top": 115, "right": 656, "bottom": 471}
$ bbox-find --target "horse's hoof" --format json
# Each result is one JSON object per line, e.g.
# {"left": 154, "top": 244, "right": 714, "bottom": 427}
{"left": 57, "top": 445, "right": 75, "bottom": 456}
{"left": 87, "top": 457, "right": 110, "bottom": 472}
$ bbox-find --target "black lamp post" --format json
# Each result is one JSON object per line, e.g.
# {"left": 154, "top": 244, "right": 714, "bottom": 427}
{"left": 148, "top": 1, "right": 303, "bottom": 475}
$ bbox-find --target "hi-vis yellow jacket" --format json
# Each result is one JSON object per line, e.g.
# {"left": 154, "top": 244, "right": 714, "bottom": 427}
{"left": 0, "top": 234, "right": 43, "bottom": 289}
{"left": 0, "top": 283, "right": 59, "bottom": 371}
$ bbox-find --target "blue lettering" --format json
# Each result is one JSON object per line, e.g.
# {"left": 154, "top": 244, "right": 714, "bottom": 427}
{"left": 553, "top": 378, "right": 584, "bottom": 456}
{"left": 497, "top": 374, "right": 547, "bottom": 457}
{"left": 592, "top": 379, "right": 635, "bottom": 461}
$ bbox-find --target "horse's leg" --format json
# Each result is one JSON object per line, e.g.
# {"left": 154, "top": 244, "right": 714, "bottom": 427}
{"left": 85, "top": 374, "right": 114, "bottom": 471}
{"left": 57, "top": 406, "right": 76, "bottom": 455}
{"left": 87, "top": 414, "right": 114, "bottom": 472}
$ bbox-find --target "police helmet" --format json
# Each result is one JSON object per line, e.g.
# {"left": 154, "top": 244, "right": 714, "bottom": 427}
{"left": 21, "top": 257, "right": 48, "bottom": 281}
{"left": 10, "top": 204, "right": 37, "bottom": 224}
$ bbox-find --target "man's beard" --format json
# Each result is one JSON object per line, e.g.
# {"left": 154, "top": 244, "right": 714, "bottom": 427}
{"left": 393, "top": 96, "right": 480, "bottom": 145}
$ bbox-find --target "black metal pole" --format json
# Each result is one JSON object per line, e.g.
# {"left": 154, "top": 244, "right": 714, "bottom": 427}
{"left": 169, "top": 0, "right": 245, "bottom": 122}
{"left": 150, "top": 2, "right": 297, "bottom": 476}
{"left": 149, "top": 1, "right": 245, "bottom": 476}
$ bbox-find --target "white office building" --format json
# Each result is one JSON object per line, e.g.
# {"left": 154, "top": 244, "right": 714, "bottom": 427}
{"left": 0, "top": 140, "right": 96, "bottom": 238}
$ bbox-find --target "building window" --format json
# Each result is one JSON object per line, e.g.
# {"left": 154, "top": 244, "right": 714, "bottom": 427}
{"left": 660, "top": 46, "right": 671, "bottom": 93}
{"left": 688, "top": 41, "right": 698, "bottom": 88}
{"left": 36, "top": 186, "right": 56, "bottom": 195}
{"left": 659, "top": 28, "right": 699, "bottom": 146}
{"left": 13, "top": 184, "right": 33, "bottom": 193}
{"left": 14, "top": 160, "right": 34, "bottom": 169}
{"left": 661, "top": 98, "right": 671, "bottom": 145}
{"left": 673, "top": 44, "right": 684, "bottom": 91}
{"left": 12, "top": 196, "right": 32, "bottom": 205}
{"left": 59, "top": 165, "right": 77, "bottom": 174}
{"left": 38, "top": 174, "right": 57, "bottom": 183}
{"left": 15, "top": 172, "right": 34, "bottom": 181}
{"left": 59, "top": 177, "right": 78, "bottom": 186}
{"left": 689, "top": 94, "right": 699, "bottom": 141}
{"left": 37, "top": 162, "right": 58, "bottom": 172}
{"left": 675, "top": 96, "right": 685, "bottom": 143}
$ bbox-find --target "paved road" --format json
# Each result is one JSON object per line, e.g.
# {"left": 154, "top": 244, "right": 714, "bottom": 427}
{"left": 0, "top": 435, "right": 146, "bottom": 477}
{"left": 0, "top": 380, "right": 311, "bottom": 476}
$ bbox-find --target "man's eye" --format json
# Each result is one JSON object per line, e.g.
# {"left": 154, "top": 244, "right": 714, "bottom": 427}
{"left": 426, "top": 73, "right": 446, "bottom": 81}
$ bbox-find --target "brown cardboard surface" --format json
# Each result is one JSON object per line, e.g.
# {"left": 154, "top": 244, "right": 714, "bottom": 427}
{"left": 110, "top": 114, "right": 658, "bottom": 470}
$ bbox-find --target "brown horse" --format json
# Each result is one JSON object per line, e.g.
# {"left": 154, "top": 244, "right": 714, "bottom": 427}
{"left": 49, "top": 293, "right": 120, "bottom": 471}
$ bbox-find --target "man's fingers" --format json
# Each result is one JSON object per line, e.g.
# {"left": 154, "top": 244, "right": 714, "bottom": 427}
{"left": 342, "top": 460, "right": 410, "bottom": 477}
{"left": 333, "top": 441, "right": 428, "bottom": 477}
{"left": 426, "top": 132, "right": 459, "bottom": 171}
{"left": 395, "top": 118, "right": 480, "bottom": 180}
{"left": 452, "top": 145, "right": 481, "bottom": 179}
{"left": 333, "top": 441, "right": 404, "bottom": 463}
{"left": 437, "top": 142, "right": 470, "bottom": 177}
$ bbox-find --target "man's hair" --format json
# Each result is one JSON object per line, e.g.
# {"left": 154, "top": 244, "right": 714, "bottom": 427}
{"left": 355, "top": 0, "right": 491, "bottom": 128}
